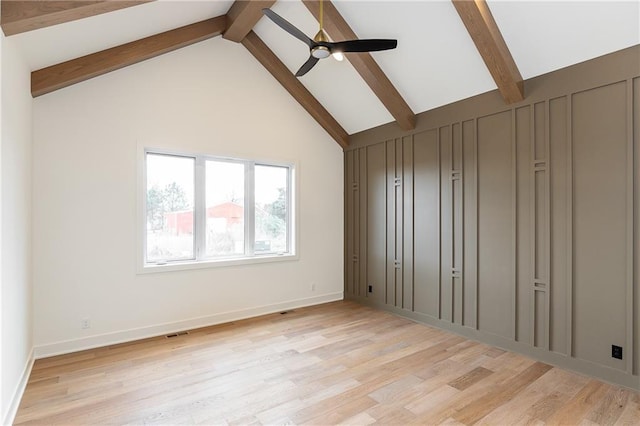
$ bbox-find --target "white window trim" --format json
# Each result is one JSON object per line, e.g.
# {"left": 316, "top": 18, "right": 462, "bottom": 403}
{"left": 137, "top": 147, "right": 298, "bottom": 274}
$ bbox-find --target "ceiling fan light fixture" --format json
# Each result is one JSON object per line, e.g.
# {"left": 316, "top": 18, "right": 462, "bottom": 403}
{"left": 312, "top": 46, "right": 331, "bottom": 59}
{"left": 333, "top": 52, "right": 344, "bottom": 61}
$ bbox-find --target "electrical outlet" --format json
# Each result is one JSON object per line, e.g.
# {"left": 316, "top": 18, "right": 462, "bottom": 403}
{"left": 612, "top": 345, "right": 623, "bottom": 360}
{"left": 81, "top": 318, "right": 91, "bottom": 329}
{"left": 311, "top": 282, "right": 316, "bottom": 291}
{"left": 368, "top": 285, "right": 373, "bottom": 293}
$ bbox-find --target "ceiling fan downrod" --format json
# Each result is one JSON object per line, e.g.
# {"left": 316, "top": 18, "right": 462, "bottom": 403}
{"left": 312, "top": 0, "right": 331, "bottom": 59}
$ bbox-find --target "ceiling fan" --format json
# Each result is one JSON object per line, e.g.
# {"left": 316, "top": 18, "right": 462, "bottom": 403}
{"left": 262, "top": 0, "right": 397, "bottom": 77}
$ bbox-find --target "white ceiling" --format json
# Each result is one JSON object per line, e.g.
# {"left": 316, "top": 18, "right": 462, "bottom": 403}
{"left": 7, "top": 0, "right": 640, "bottom": 135}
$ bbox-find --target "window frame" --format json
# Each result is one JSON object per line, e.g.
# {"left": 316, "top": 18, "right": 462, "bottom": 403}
{"left": 138, "top": 148, "right": 297, "bottom": 274}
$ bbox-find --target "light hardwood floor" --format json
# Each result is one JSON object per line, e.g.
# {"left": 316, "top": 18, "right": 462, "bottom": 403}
{"left": 15, "top": 301, "right": 640, "bottom": 425}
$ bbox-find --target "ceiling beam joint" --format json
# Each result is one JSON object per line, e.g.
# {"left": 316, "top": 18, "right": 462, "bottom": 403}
{"left": 452, "top": 0, "right": 524, "bottom": 104}
{"left": 223, "top": 0, "right": 275, "bottom": 43}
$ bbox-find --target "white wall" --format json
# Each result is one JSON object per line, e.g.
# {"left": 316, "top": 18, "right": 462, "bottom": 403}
{"left": 1, "top": 33, "right": 34, "bottom": 424}
{"left": 32, "top": 37, "right": 344, "bottom": 355}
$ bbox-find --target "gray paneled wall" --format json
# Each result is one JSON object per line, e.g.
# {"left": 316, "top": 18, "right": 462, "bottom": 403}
{"left": 344, "top": 46, "right": 640, "bottom": 390}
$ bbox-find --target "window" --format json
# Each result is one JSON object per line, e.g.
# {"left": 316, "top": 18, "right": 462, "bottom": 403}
{"left": 205, "top": 160, "right": 245, "bottom": 257}
{"left": 143, "top": 150, "right": 294, "bottom": 269}
{"left": 146, "top": 154, "right": 195, "bottom": 262}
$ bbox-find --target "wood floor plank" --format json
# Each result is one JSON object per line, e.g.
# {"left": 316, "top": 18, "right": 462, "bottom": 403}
{"left": 476, "top": 364, "right": 587, "bottom": 424}
{"left": 405, "top": 384, "right": 460, "bottom": 416}
{"left": 338, "top": 410, "right": 377, "bottom": 425}
{"left": 14, "top": 301, "right": 639, "bottom": 425}
{"left": 545, "top": 380, "right": 611, "bottom": 425}
{"left": 452, "top": 361, "right": 553, "bottom": 424}
{"left": 587, "top": 386, "right": 631, "bottom": 424}
{"left": 412, "top": 367, "right": 520, "bottom": 424}
{"left": 617, "top": 391, "right": 640, "bottom": 425}
{"left": 447, "top": 366, "right": 494, "bottom": 390}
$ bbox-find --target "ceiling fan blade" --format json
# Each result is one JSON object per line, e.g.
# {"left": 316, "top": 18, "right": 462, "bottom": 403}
{"left": 330, "top": 39, "right": 397, "bottom": 53}
{"left": 262, "top": 8, "right": 313, "bottom": 47}
{"left": 295, "top": 56, "right": 319, "bottom": 77}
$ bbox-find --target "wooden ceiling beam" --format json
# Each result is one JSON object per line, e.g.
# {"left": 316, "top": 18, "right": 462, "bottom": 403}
{"left": 302, "top": 0, "right": 416, "bottom": 131}
{"left": 31, "top": 16, "right": 227, "bottom": 97}
{"left": 223, "top": 0, "right": 275, "bottom": 43}
{"left": 452, "top": 0, "right": 524, "bottom": 104}
{"left": 242, "top": 31, "right": 349, "bottom": 149}
{"left": 1, "top": 0, "right": 153, "bottom": 36}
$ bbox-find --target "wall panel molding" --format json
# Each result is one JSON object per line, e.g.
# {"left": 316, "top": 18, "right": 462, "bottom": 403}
{"left": 543, "top": 100, "right": 551, "bottom": 351}
{"left": 474, "top": 119, "right": 479, "bottom": 329}
{"left": 511, "top": 108, "right": 518, "bottom": 341}
{"left": 632, "top": 76, "right": 639, "bottom": 377}
{"left": 344, "top": 45, "right": 640, "bottom": 390}
{"left": 549, "top": 95, "right": 568, "bottom": 356}
{"left": 515, "top": 106, "right": 531, "bottom": 344}
{"left": 345, "top": 150, "right": 355, "bottom": 297}
{"left": 625, "top": 78, "right": 634, "bottom": 374}
{"left": 395, "top": 139, "right": 404, "bottom": 308}
{"left": 359, "top": 148, "right": 368, "bottom": 299}
{"left": 566, "top": 95, "right": 574, "bottom": 357}
{"left": 385, "top": 139, "right": 401, "bottom": 306}
{"left": 403, "top": 136, "right": 415, "bottom": 311}
{"left": 437, "top": 128, "right": 443, "bottom": 320}
{"left": 530, "top": 101, "right": 551, "bottom": 350}
{"left": 462, "top": 119, "right": 476, "bottom": 328}
{"left": 353, "top": 149, "right": 360, "bottom": 297}
{"left": 440, "top": 126, "right": 452, "bottom": 322}
{"left": 451, "top": 122, "right": 464, "bottom": 325}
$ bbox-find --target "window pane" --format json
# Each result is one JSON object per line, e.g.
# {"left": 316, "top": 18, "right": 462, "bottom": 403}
{"left": 255, "top": 165, "right": 288, "bottom": 254}
{"left": 206, "top": 160, "right": 245, "bottom": 257}
{"left": 146, "top": 153, "right": 195, "bottom": 262}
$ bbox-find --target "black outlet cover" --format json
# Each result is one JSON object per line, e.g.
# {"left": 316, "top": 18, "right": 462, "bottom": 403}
{"left": 612, "top": 345, "right": 623, "bottom": 360}
{"left": 368, "top": 285, "right": 372, "bottom": 293}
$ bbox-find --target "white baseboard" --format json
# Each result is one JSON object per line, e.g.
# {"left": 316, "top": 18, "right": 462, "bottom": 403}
{"left": 34, "top": 292, "right": 343, "bottom": 359}
{"left": 2, "top": 347, "right": 35, "bottom": 426}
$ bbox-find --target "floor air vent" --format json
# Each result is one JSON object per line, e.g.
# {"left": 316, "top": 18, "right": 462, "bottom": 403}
{"left": 165, "top": 331, "right": 189, "bottom": 338}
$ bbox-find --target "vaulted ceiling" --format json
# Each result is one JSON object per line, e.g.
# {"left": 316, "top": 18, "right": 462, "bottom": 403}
{"left": 2, "top": 0, "right": 639, "bottom": 148}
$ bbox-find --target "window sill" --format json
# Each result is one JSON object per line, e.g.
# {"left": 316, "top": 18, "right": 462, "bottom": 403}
{"left": 137, "top": 253, "right": 298, "bottom": 274}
